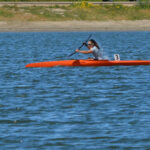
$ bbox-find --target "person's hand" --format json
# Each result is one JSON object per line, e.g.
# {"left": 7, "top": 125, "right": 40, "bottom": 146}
{"left": 76, "top": 49, "right": 80, "bottom": 52}
{"left": 83, "top": 42, "right": 88, "bottom": 47}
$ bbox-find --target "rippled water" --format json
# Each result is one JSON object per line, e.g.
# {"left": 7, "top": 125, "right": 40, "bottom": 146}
{"left": 1, "top": 32, "right": 150, "bottom": 149}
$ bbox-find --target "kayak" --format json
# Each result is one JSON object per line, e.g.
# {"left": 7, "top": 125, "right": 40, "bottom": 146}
{"left": 26, "top": 60, "right": 150, "bottom": 68}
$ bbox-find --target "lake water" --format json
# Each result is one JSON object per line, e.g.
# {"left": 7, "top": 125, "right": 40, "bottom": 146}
{"left": 1, "top": 32, "right": 150, "bottom": 149}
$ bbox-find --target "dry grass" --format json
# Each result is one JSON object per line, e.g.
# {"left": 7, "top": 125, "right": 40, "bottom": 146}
{"left": 0, "top": 2, "right": 150, "bottom": 21}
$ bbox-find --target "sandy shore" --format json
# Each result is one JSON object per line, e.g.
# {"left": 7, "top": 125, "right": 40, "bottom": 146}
{"left": 0, "top": 20, "right": 150, "bottom": 31}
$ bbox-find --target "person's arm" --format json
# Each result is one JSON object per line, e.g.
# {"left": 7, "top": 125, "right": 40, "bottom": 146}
{"left": 76, "top": 49, "right": 93, "bottom": 54}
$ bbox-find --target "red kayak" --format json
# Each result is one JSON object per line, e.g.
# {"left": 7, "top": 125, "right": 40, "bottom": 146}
{"left": 26, "top": 59, "right": 150, "bottom": 67}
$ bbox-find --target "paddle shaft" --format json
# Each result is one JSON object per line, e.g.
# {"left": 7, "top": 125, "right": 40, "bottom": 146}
{"left": 68, "top": 34, "right": 92, "bottom": 57}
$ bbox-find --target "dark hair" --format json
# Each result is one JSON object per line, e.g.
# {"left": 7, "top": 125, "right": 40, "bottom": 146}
{"left": 89, "top": 39, "right": 100, "bottom": 49}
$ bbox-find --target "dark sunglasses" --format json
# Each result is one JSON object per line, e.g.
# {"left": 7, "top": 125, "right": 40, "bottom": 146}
{"left": 88, "top": 44, "right": 92, "bottom": 46}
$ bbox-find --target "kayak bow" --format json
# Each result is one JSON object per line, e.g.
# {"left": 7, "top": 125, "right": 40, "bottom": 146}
{"left": 26, "top": 60, "right": 150, "bottom": 68}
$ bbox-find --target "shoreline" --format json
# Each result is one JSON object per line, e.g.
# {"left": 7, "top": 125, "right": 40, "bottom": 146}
{"left": 0, "top": 20, "right": 150, "bottom": 32}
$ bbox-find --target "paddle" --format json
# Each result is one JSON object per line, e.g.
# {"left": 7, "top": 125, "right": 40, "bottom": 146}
{"left": 68, "top": 34, "right": 92, "bottom": 57}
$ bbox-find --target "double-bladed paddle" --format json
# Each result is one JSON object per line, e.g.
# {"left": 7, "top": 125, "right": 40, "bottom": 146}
{"left": 68, "top": 34, "right": 92, "bottom": 57}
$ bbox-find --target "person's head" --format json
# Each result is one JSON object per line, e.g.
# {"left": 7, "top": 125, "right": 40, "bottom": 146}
{"left": 88, "top": 39, "right": 100, "bottom": 49}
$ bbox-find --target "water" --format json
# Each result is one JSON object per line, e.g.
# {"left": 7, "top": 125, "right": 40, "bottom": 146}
{"left": 1, "top": 32, "right": 150, "bottom": 149}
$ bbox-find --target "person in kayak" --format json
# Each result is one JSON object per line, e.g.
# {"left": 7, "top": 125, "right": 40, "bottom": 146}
{"left": 75, "top": 39, "right": 102, "bottom": 60}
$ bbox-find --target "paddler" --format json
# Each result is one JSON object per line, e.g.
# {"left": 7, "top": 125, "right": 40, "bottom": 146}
{"left": 75, "top": 39, "right": 103, "bottom": 60}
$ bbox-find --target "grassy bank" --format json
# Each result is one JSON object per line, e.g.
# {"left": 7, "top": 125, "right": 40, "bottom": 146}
{"left": 0, "top": 1, "right": 150, "bottom": 21}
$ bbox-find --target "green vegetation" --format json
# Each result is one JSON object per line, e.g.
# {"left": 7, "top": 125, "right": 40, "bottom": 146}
{"left": 0, "top": 1, "right": 150, "bottom": 21}
{"left": 138, "top": 0, "right": 150, "bottom": 9}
